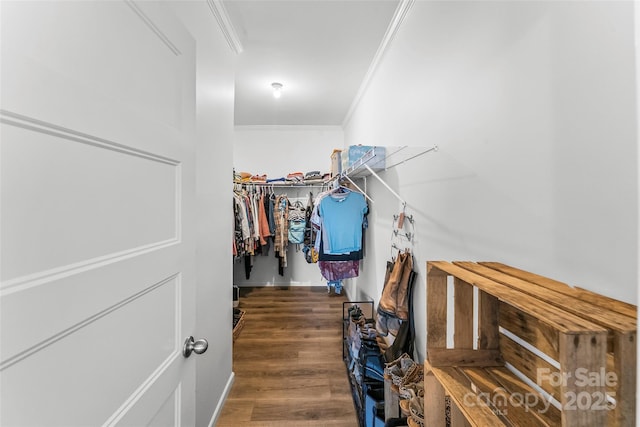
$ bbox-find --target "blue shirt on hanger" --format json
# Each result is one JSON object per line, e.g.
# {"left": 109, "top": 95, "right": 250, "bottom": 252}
{"left": 318, "top": 190, "right": 368, "bottom": 254}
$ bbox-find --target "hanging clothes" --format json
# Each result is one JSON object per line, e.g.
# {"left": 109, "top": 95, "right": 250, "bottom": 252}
{"left": 318, "top": 187, "right": 368, "bottom": 254}
{"left": 273, "top": 194, "right": 289, "bottom": 275}
{"left": 311, "top": 186, "right": 368, "bottom": 285}
{"left": 258, "top": 193, "right": 271, "bottom": 248}
{"left": 318, "top": 260, "right": 360, "bottom": 281}
{"left": 302, "top": 192, "right": 319, "bottom": 264}
{"left": 235, "top": 184, "right": 341, "bottom": 279}
{"left": 233, "top": 187, "right": 272, "bottom": 277}
{"left": 233, "top": 190, "right": 252, "bottom": 257}
{"left": 288, "top": 200, "right": 306, "bottom": 246}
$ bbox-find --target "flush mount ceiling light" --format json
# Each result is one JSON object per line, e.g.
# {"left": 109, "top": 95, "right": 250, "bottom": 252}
{"left": 271, "top": 82, "right": 283, "bottom": 99}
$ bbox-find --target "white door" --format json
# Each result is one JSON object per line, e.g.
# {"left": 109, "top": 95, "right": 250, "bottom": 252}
{"left": 0, "top": 1, "right": 201, "bottom": 426}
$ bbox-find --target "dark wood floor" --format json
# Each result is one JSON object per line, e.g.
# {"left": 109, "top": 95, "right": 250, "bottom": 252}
{"left": 217, "top": 286, "right": 358, "bottom": 427}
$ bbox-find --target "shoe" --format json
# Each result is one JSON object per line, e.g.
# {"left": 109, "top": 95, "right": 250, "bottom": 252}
{"left": 408, "top": 393, "right": 425, "bottom": 427}
{"left": 400, "top": 399, "right": 411, "bottom": 417}
{"left": 399, "top": 380, "right": 424, "bottom": 400}
{"left": 385, "top": 352, "right": 412, "bottom": 369}
{"left": 350, "top": 307, "right": 366, "bottom": 325}
{"left": 348, "top": 305, "right": 361, "bottom": 318}
{"left": 401, "top": 363, "right": 424, "bottom": 388}
{"left": 359, "top": 324, "right": 377, "bottom": 339}
{"left": 376, "top": 335, "right": 389, "bottom": 351}
{"left": 384, "top": 353, "right": 415, "bottom": 391}
{"left": 348, "top": 306, "right": 363, "bottom": 322}
{"left": 378, "top": 255, "right": 405, "bottom": 315}
{"left": 399, "top": 381, "right": 424, "bottom": 417}
{"left": 395, "top": 253, "right": 414, "bottom": 320}
{"left": 384, "top": 353, "right": 412, "bottom": 377}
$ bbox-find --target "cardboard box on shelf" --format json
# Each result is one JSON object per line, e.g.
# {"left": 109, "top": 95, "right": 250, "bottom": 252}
{"left": 330, "top": 149, "right": 342, "bottom": 177}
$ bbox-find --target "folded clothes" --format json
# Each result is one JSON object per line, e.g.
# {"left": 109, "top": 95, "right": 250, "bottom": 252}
{"left": 286, "top": 172, "right": 304, "bottom": 181}
{"left": 266, "top": 177, "right": 285, "bottom": 183}
{"left": 251, "top": 174, "right": 267, "bottom": 182}
{"left": 305, "top": 170, "right": 322, "bottom": 179}
{"left": 304, "top": 171, "right": 323, "bottom": 183}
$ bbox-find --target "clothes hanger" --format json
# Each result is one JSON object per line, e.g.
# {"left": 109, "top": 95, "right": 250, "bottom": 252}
{"left": 329, "top": 185, "right": 351, "bottom": 201}
{"left": 338, "top": 175, "right": 374, "bottom": 203}
{"left": 331, "top": 185, "right": 351, "bottom": 193}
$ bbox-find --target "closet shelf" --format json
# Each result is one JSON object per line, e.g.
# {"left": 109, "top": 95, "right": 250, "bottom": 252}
{"left": 234, "top": 181, "right": 327, "bottom": 188}
{"left": 341, "top": 145, "right": 438, "bottom": 179}
{"left": 339, "top": 145, "right": 438, "bottom": 205}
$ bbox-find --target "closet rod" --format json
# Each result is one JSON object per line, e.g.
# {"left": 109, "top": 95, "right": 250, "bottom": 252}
{"left": 235, "top": 182, "right": 328, "bottom": 189}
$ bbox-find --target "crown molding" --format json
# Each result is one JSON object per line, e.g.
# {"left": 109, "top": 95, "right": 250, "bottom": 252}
{"left": 342, "top": 0, "right": 414, "bottom": 127}
{"left": 207, "top": 0, "right": 243, "bottom": 54}
{"left": 234, "top": 125, "right": 344, "bottom": 132}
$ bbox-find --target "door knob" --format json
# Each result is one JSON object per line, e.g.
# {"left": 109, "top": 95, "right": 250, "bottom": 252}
{"left": 183, "top": 336, "right": 208, "bottom": 358}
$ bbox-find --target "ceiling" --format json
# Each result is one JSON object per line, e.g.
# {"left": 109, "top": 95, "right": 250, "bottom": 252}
{"left": 221, "top": 0, "right": 402, "bottom": 127}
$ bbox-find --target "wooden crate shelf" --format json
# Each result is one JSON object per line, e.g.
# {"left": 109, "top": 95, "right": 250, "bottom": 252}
{"left": 424, "top": 261, "right": 635, "bottom": 427}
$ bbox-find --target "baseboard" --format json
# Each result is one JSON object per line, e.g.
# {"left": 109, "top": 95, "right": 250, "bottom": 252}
{"left": 234, "top": 281, "right": 322, "bottom": 287}
{"left": 207, "top": 371, "right": 235, "bottom": 427}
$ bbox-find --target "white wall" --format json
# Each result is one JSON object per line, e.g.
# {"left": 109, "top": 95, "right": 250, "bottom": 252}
{"left": 344, "top": 1, "right": 638, "bottom": 363}
{"left": 635, "top": 2, "right": 640, "bottom": 419}
{"left": 169, "top": 3, "right": 235, "bottom": 426}
{"left": 233, "top": 126, "right": 343, "bottom": 286}
{"left": 234, "top": 125, "right": 343, "bottom": 178}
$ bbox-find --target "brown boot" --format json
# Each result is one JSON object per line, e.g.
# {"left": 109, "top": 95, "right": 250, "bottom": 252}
{"left": 378, "top": 253, "right": 408, "bottom": 315}
{"left": 395, "top": 253, "right": 414, "bottom": 320}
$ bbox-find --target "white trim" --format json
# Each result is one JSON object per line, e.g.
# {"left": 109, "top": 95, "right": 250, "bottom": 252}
{"left": 102, "top": 350, "right": 183, "bottom": 427}
{"left": 0, "top": 109, "right": 182, "bottom": 294}
{"left": 174, "top": 383, "right": 182, "bottom": 427}
{"left": 233, "top": 281, "right": 321, "bottom": 287}
{"left": 206, "top": 0, "right": 243, "bottom": 54}
{"left": 234, "top": 124, "right": 344, "bottom": 132}
{"left": 207, "top": 372, "right": 235, "bottom": 427}
{"left": 1, "top": 274, "right": 180, "bottom": 371}
{"left": 124, "top": 0, "right": 182, "bottom": 56}
{"left": 0, "top": 109, "right": 179, "bottom": 165}
{"left": 634, "top": 1, "right": 640, "bottom": 420}
{"left": 342, "top": 0, "right": 414, "bottom": 127}
{"left": 0, "top": 239, "right": 180, "bottom": 295}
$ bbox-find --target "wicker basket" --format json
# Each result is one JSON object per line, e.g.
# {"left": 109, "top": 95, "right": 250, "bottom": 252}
{"left": 233, "top": 309, "right": 245, "bottom": 342}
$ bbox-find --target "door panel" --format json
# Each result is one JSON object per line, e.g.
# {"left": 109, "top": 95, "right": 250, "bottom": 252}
{"left": 1, "top": 275, "right": 180, "bottom": 425}
{"left": 1, "top": 245, "right": 181, "bottom": 364}
{"left": 0, "top": 120, "right": 180, "bottom": 283}
{"left": 1, "top": 1, "right": 186, "bottom": 130}
{"left": 0, "top": 1, "right": 197, "bottom": 426}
